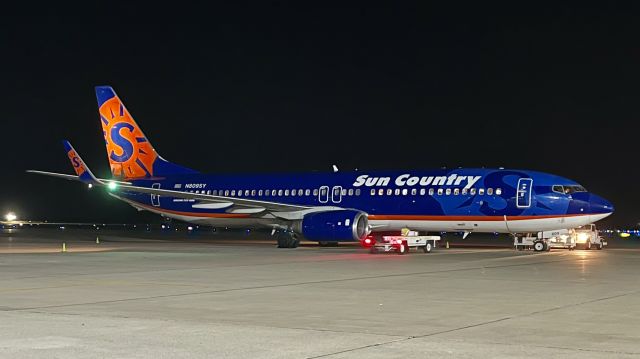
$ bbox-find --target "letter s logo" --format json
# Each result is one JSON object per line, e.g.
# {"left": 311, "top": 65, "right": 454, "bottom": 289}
{"left": 72, "top": 156, "right": 82, "bottom": 168}
{"left": 110, "top": 122, "right": 135, "bottom": 163}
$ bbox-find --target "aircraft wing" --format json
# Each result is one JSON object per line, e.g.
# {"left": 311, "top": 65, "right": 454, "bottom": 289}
{"left": 114, "top": 182, "right": 313, "bottom": 212}
{"left": 29, "top": 140, "right": 345, "bottom": 216}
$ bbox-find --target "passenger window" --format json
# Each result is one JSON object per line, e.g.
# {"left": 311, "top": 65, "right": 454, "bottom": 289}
{"left": 487, "top": 188, "right": 493, "bottom": 195}
{"left": 284, "top": 190, "right": 289, "bottom": 196}
{"left": 395, "top": 189, "right": 400, "bottom": 196}
{"left": 479, "top": 188, "right": 485, "bottom": 195}
{"left": 278, "top": 190, "right": 283, "bottom": 196}
{"left": 341, "top": 189, "right": 347, "bottom": 196}
{"left": 298, "top": 189, "right": 303, "bottom": 196}
{"left": 305, "top": 189, "right": 310, "bottom": 196}
{"left": 224, "top": 190, "right": 229, "bottom": 196}
{"left": 371, "top": 189, "right": 376, "bottom": 196}
{"left": 495, "top": 188, "right": 502, "bottom": 195}
{"left": 348, "top": 189, "right": 354, "bottom": 196}
{"left": 461, "top": 188, "right": 467, "bottom": 195}
{"left": 437, "top": 188, "right": 443, "bottom": 195}
{"left": 291, "top": 190, "right": 296, "bottom": 197}
{"left": 402, "top": 189, "right": 408, "bottom": 195}
{"left": 250, "top": 190, "right": 255, "bottom": 196}
{"left": 411, "top": 188, "right": 417, "bottom": 195}
{"left": 429, "top": 188, "right": 434, "bottom": 196}
{"left": 387, "top": 189, "right": 393, "bottom": 196}
{"left": 313, "top": 189, "right": 318, "bottom": 196}
{"left": 265, "top": 190, "right": 270, "bottom": 197}
{"left": 552, "top": 185, "right": 564, "bottom": 194}
{"left": 379, "top": 189, "right": 384, "bottom": 196}
{"left": 231, "top": 190, "right": 236, "bottom": 196}
{"left": 258, "top": 190, "right": 263, "bottom": 196}
{"left": 470, "top": 188, "right": 476, "bottom": 195}
{"left": 355, "top": 189, "right": 360, "bottom": 196}
{"left": 454, "top": 188, "right": 459, "bottom": 195}
{"left": 445, "top": 188, "right": 451, "bottom": 195}
{"left": 237, "top": 190, "right": 242, "bottom": 197}
{"left": 212, "top": 190, "right": 218, "bottom": 196}
{"left": 420, "top": 188, "right": 426, "bottom": 195}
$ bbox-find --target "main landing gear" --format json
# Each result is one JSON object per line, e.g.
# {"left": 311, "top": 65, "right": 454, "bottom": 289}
{"left": 276, "top": 231, "right": 300, "bottom": 248}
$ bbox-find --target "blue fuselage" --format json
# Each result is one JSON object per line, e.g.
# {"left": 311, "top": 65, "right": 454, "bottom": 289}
{"left": 117, "top": 168, "right": 613, "bottom": 234}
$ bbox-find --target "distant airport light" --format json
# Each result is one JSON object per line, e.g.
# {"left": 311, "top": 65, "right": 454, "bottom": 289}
{"left": 5, "top": 212, "right": 17, "bottom": 222}
{"left": 620, "top": 232, "right": 631, "bottom": 238}
{"left": 108, "top": 182, "right": 117, "bottom": 191}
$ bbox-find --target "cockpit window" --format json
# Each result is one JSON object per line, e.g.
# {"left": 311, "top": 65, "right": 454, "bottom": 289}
{"left": 564, "top": 185, "right": 587, "bottom": 194}
{"left": 553, "top": 185, "right": 587, "bottom": 194}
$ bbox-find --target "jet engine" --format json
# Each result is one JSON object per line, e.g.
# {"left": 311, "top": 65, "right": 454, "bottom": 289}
{"left": 293, "top": 210, "right": 369, "bottom": 242}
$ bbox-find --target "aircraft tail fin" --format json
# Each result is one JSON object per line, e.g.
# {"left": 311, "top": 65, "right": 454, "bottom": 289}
{"left": 95, "top": 86, "right": 198, "bottom": 179}
{"left": 63, "top": 140, "right": 101, "bottom": 185}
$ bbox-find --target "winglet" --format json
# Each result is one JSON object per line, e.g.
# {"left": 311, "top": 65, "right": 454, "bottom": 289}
{"left": 63, "top": 140, "right": 101, "bottom": 185}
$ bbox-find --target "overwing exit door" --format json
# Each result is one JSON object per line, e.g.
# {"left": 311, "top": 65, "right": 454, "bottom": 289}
{"left": 151, "top": 183, "right": 161, "bottom": 206}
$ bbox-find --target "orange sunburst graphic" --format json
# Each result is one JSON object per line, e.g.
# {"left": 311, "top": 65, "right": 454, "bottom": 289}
{"left": 99, "top": 97, "right": 157, "bottom": 179}
{"left": 67, "top": 149, "right": 86, "bottom": 176}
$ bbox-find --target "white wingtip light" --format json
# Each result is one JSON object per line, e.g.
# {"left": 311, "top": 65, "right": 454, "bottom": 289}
{"left": 332, "top": 165, "right": 339, "bottom": 173}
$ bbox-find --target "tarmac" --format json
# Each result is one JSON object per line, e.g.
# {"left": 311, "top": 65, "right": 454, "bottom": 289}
{"left": 1, "top": 228, "right": 639, "bottom": 358}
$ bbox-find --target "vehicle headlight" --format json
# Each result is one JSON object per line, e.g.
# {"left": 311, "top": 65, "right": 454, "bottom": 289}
{"left": 577, "top": 233, "right": 589, "bottom": 243}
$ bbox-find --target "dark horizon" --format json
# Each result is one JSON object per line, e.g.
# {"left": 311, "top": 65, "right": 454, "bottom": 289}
{"left": 1, "top": 3, "right": 638, "bottom": 227}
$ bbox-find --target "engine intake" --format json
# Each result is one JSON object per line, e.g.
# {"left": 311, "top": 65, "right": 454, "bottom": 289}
{"left": 295, "top": 210, "right": 369, "bottom": 242}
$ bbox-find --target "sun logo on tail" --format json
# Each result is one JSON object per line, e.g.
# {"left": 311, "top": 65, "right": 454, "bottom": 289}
{"left": 66, "top": 149, "right": 86, "bottom": 176}
{"left": 99, "top": 97, "right": 157, "bottom": 178}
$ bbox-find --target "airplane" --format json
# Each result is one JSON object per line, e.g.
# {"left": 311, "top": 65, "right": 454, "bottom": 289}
{"left": 29, "top": 86, "right": 614, "bottom": 249}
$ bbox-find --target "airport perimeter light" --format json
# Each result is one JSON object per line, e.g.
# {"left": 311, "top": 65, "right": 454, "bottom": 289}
{"left": 5, "top": 212, "right": 17, "bottom": 222}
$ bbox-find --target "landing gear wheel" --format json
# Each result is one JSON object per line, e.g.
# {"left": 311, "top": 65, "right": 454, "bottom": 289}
{"left": 276, "top": 232, "right": 299, "bottom": 248}
{"left": 398, "top": 244, "right": 407, "bottom": 255}
{"left": 597, "top": 243, "right": 603, "bottom": 250}
{"left": 423, "top": 242, "right": 433, "bottom": 253}
{"left": 585, "top": 241, "right": 591, "bottom": 250}
{"left": 533, "top": 241, "right": 545, "bottom": 252}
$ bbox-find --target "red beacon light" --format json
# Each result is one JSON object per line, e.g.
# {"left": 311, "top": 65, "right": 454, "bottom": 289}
{"left": 361, "top": 235, "right": 375, "bottom": 247}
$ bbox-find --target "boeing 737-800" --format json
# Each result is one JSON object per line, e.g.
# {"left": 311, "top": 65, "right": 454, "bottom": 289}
{"left": 29, "top": 86, "right": 614, "bottom": 248}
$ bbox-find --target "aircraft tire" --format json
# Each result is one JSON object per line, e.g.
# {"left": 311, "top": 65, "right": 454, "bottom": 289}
{"left": 398, "top": 244, "right": 407, "bottom": 255}
{"left": 277, "top": 236, "right": 288, "bottom": 248}
{"left": 585, "top": 241, "right": 591, "bottom": 250}
{"left": 597, "top": 243, "right": 603, "bottom": 250}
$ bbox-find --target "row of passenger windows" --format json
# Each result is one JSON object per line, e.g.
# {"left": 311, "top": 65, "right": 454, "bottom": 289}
{"left": 371, "top": 187, "right": 502, "bottom": 196}
{"left": 189, "top": 188, "right": 362, "bottom": 197}
{"left": 185, "top": 187, "right": 502, "bottom": 197}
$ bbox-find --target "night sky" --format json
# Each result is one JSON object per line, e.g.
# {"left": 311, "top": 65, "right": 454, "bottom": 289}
{"left": 1, "top": 3, "right": 638, "bottom": 227}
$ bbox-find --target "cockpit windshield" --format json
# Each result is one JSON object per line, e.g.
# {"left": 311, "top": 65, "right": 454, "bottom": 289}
{"left": 552, "top": 185, "right": 587, "bottom": 194}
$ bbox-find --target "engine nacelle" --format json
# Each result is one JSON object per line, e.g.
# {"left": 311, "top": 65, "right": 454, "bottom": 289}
{"left": 294, "top": 210, "right": 369, "bottom": 242}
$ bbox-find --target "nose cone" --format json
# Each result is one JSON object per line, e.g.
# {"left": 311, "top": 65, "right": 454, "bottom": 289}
{"left": 589, "top": 194, "right": 614, "bottom": 216}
